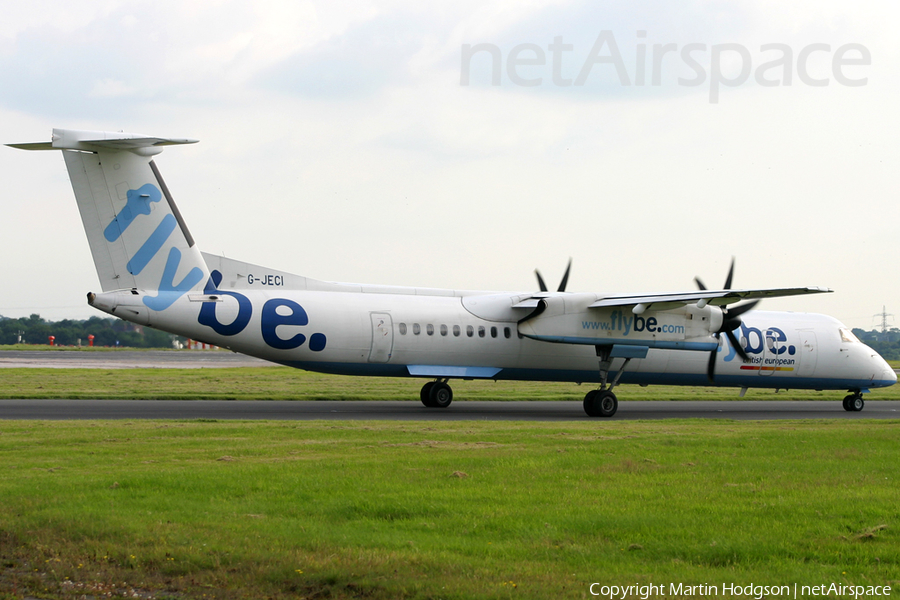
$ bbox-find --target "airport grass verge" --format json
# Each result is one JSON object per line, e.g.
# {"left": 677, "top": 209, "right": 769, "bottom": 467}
{"left": 0, "top": 419, "right": 898, "bottom": 599}
{"left": 1, "top": 366, "right": 899, "bottom": 402}
{"left": 0, "top": 344, "right": 184, "bottom": 352}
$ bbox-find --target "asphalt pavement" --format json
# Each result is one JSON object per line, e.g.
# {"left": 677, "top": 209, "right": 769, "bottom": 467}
{"left": 1, "top": 399, "right": 897, "bottom": 421}
{"left": 2, "top": 350, "right": 897, "bottom": 420}
{"left": 0, "top": 349, "right": 270, "bottom": 369}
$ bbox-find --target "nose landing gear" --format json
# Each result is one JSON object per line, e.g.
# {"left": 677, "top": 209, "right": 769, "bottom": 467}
{"left": 842, "top": 392, "right": 864, "bottom": 412}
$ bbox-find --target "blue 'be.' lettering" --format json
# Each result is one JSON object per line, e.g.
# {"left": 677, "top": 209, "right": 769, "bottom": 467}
{"left": 723, "top": 324, "right": 796, "bottom": 362}
{"left": 198, "top": 270, "right": 326, "bottom": 351}
{"left": 261, "top": 298, "right": 308, "bottom": 350}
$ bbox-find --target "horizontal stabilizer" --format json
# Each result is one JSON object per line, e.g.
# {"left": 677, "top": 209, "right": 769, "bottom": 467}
{"left": 7, "top": 128, "right": 196, "bottom": 155}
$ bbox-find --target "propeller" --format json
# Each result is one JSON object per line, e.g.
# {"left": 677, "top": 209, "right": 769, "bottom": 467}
{"left": 697, "top": 258, "right": 759, "bottom": 382}
{"left": 535, "top": 258, "right": 572, "bottom": 293}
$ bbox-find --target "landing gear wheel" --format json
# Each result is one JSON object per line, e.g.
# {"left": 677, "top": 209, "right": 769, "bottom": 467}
{"left": 584, "top": 390, "right": 618, "bottom": 418}
{"left": 843, "top": 393, "right": 864, "bottom": 412}
{"left": 420, "top": 382, "right": 436, "bottom": 407}
{"left": 428, "top": 381, "right": 453, "bottom": 408}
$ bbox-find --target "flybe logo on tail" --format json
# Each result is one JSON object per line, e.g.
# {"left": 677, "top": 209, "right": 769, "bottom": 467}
{"left": 105, "top": 182, "right": 204, "bottom": 311}
{"left": 104, "top": 184, "right": 162, "bottom": 243}
{"left": 143, "top": 247, "right": 205, "bottom": 311}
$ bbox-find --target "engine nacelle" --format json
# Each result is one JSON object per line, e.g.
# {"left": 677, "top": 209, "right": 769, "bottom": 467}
{"left": 518, "top": 296, "right": 719, "bottom": 352}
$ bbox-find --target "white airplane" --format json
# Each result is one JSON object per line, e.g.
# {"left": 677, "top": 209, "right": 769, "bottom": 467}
{"left": 8, "top": 129, "right": 896, "bottom": 416}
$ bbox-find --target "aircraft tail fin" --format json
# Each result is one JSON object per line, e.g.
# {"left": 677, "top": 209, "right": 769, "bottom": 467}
{"left": 9, "top": 129, "right": 210, "bottom": 309}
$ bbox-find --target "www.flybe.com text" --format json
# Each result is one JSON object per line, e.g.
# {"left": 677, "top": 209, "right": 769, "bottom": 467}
{"left": 582, "top": 310, "right": 685, "bottom": 335}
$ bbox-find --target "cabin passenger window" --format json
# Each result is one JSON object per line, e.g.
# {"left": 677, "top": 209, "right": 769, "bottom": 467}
{"left": 399, "top": 323, "right": 407, "bottom": 335}
{"left": 413, "top": 323, "right": 421, "bottom": 335}
{"left": 504, "top": 327, "right": 511, "bottom": 339}
{"left": 466, "top": 325, "right": 474, "bottom": 337}
{"left": 478, "top": 326, "right": 485, "bottom": 338}
{"left": 440, "top": 324, "right": 448, "bottom": 336}
{"left": 453, "top": 325, "right": 461, "bottom": 337}
{"left": 426, "top": 324, "right": 434, "bottom": 336}
{"left": 490, "top": 326, "right": 497, "bottom": 338}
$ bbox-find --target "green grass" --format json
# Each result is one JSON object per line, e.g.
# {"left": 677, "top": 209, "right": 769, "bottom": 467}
{"left": 1, "top": 366, "right": 899, "bottom": 402}
{"left": 0, "top": 419, "right": 898, "bottom": 599}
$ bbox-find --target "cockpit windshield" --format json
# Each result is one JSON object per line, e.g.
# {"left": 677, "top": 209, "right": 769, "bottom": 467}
{"left": 840, "top": 328, "right": 861, "bottom": 344}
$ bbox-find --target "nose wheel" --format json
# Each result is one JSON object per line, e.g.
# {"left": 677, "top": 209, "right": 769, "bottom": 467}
{"left": 842, "top": 393, "right": 864, "bottom": 412}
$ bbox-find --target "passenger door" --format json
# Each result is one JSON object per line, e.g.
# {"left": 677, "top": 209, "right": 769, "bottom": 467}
{"left": 368, "top": 312, "right": 394, "bottom": 363}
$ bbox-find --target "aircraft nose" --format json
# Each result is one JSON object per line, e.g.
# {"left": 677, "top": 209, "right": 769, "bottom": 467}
{"left": 873, "top": 352, "right": 897, "bottom": 387}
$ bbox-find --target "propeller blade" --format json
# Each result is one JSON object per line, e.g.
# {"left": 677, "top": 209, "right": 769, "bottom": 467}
{"left": 707, "top": 337, "right": 719, "bottom": 382}
{"left": 723, "top": 257, "right": 735, "bottom": 290}
{"left": 557, "top": 258, "right": 572, "bottom": 292}
{"left": 725, "top": 329, "right": 750, "bottom": 362}
{"left": 535, "top": 269, "right": 548, "bottom": 292}
{"left": 697, "top": 258, "right": 756, "bottom": 371}
{"left": 727, "top": 299, "right": 760, "bottom": 320}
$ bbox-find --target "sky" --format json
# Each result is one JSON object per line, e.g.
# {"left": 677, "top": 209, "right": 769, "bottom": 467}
{"left": 0, "top": 0, "right": 897, "bottom": 330}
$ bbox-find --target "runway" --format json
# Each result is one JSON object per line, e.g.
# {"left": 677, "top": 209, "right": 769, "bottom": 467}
{"left": 2, "top": 351, "right": 897, "bottom": 420}
{"left": 1, "top": 399, "right": 898, "bottom": 421}
{"left": 0, "top": 349, "right": 270, "bottom": 369}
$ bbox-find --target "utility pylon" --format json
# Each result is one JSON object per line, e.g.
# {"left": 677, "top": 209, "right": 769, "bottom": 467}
{"left": 873, "top": 306, "right": 894, "bottom": 333}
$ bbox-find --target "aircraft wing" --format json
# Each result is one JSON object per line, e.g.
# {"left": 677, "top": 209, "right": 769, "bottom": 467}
{"left": 588, "top": 286, "right": 832, "bottom": 311}
{"left": 508, "top": 287, "right": 831, "bottom": 313}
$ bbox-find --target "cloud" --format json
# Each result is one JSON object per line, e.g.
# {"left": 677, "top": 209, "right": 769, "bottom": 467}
{"left": 255, "top": 14, "right": 417, "bottom": 99}
{"left": 0, "top": 1, "right": 897, "bottom": 328}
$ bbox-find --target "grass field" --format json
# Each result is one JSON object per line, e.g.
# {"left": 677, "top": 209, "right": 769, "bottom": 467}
{"left": 0, "top": 361, "right": 898, "bottom": 598}
{"left": 0, "top": 419, "right": 898, "bottom": 599}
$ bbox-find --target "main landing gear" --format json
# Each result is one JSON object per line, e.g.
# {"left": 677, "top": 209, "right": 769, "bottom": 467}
{"left": 583, "top": 346, "right": 632, "bottom": 418}
{"left": 842, "top": 391, "right": 865, "bottom": 412}
{"left": 583, "top": 389, "right": 618, "bottom": 418}
{"left": 420, "top": 380, "right": 453, "bottom": 408}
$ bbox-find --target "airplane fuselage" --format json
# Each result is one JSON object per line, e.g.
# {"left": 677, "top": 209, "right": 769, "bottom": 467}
{"left": 89, "top": 284, "right": 897, "bottom": 394}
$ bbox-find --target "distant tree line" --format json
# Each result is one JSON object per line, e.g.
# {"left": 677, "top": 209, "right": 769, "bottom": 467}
{"left": 0, "top": 314, "right": 181, "bottom": 348}
{"left": 852, "top": 328, "right": 900, "bottom": 361}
